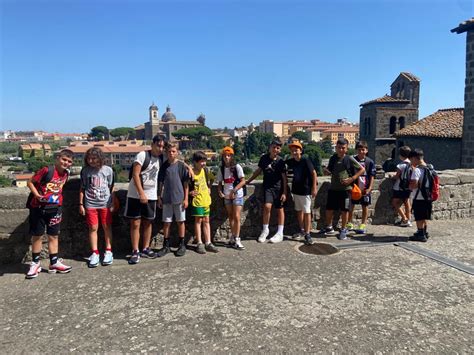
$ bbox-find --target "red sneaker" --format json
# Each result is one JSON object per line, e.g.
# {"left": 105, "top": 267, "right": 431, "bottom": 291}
{"left": 48, "top": 258, "right": 72, "bottom": 274}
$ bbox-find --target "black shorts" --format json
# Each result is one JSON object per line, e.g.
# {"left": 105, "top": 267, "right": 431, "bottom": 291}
{"left": 263, "top": 188, "right": 284, "bottom": 209}
{"left": 352, "top": 193, "right": 371, "bottom": 206}
{"left": 124, "top": 197, "right": 157, "bottom": 220}
{"left": 392, "top": 189, "right": 411, "bottom": 200}
{"left": 29, "top": 207, "right": 62, "bottom": 236}
{"left": 326, "top": 189, "right": 351, "bottom": 212}
{"left": 412, "top": 200, "right": 432, "bottom": 221}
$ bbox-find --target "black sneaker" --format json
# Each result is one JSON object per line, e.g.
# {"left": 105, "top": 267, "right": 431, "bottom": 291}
{"left": 128, "top": 251, "right": 140, "bottom": 265}
{"left": 304, "top": 233, "right": 314, "bottom": 245}
{"left": 141, "top": 248, "right": 157, "bottom": 259}
{"left": 156, "top": 246, "right": 170, "bottom": 258}
{"left": 409, "top": 232, "right": 428, "bottom": 242}
{"left": 175, "top": 243, "right": 186, "bottom": 257}
{"left": 205, "top": 243, "right": 219, "bottom": 253}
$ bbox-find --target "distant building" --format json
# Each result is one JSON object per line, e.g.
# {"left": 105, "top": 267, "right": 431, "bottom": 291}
{"left": 19, "top": 143, "right": 52, "bottom": 159}
{"left": 67, "top": 140, "right": 146, "bottom": 168}
{"left": 359, "top": 72, "right": 420, "bottom": 164}
{"left": 395, "top": 108, "right": 463, "bottom": 170}
{"left": 321, "top": 126, "right": 360, "bottom": 148}
{"left": 259, "top": 120, "right": 284, "bottom": 137}
{"left": 137, "top": 103, "right": 205, "bottom": 142}
{"left": 12, "top": 173, "right": 33, "bottom": 188}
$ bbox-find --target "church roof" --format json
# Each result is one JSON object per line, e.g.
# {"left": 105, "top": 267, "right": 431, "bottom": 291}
{"left": 360, "top": 94, "right": 410, "bottom": 106}
{"left": 395, "top": 108, "right": 463, "bottom": 138}
{"left": 399, "top": 72, "right": 420, "bottom": 82}
{"left": 451, "top": 18, "right": 474, "bottom": 34}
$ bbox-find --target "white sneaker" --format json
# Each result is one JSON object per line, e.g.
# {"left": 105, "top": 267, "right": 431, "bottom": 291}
{"left": 233, "top": 237, "right": 245, "bottom": 250}
{"left": 88, "top": 253, "right": 100, "bottom": 268}
{"left": 257, "top": 229, "right": 269, "bottom": 243}
{"left": 337, "top": 229, "right": 348, "bottom": 240}
{"left": 102, "top": 251, "right": 113, "bottom": 266}
{"left": 269, "top": 232, "right": 284, "bottom": 243}
{"left": 26, "top": 261, "right": 41, "bottom": 279}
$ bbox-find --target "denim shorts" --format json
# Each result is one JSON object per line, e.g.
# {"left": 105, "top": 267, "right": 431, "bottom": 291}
{"left": 224, "top": 196, "right": 244, "bottom": 206}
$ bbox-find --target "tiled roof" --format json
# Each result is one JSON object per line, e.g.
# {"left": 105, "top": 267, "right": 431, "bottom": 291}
{"left": 322, "top": 126, "right": 359, "bottom": 133}
{"left": 400, "top": 72, "right": 420, "bottom": 82}
{"left": 13, "top": 174, "right": 34, "bottom": 180}
{"left": 360, "top": 95, "right": 410, "bottom": 106}
{"left": 68, "top": 146, "right": 151, "bottom": 154}
{"left": 395, "top": 108, "right": 463, "bottom": 138}
{"left": 451, "top": 18, "right": 474, "bottom": 34}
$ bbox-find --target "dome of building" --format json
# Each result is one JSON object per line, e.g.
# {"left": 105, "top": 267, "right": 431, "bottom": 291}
{"left": 149, "top": 102, "right": 158, "bottom": 111}
{"left": 161, "top": 105, "right": 176, "bottom": 122}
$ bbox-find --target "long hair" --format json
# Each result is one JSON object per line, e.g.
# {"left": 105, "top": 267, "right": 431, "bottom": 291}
{"left": 221, "top": 154, "right": 237, "bottom": 177}
{"left": 84, "top": 147, "right": 105, "bottom": 168}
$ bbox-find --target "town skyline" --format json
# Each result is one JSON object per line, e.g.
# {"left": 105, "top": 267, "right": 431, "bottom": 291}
{"left": 1, "top": 1, "right": 471, "bottom": 132}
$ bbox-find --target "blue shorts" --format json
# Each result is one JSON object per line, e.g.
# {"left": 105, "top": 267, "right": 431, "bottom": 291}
{"left": 224, "top": 196, "right": 244, "bottom": 206}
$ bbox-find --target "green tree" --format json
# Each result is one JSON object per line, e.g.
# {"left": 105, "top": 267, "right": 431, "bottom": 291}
{"left": 206, "top": 136, "right": 225, "bottom": 151}
{"left": 0, "top": 142, "right": 20, "bottom": 155}
{"left": 243, "top": 131, "right": 275, "bottom": 159}
{"left": 172, "top": 126, "right": 214, "bottom": 148}
{"left": 112, "top": 164, "right": 128, "bottom": 183}
{"left": 232, "top": 141, "right": 245, "bottom": 161}
{"left": 24, "top": 156, "right": 54, "bottom": 173}
{"left": 291, "top": 131, "right": 309, "bottom": 143}
{"left": 90, "top": 126, "right": 109, "bottom": 140}
{"left": 109, "top": 127, "right": 136, "bottom": 140}
{"left": 303, "top": 143, "right": 323, "bottom": 175}
{"left": 318, "top": 137, "right": 334, "bottom": 157}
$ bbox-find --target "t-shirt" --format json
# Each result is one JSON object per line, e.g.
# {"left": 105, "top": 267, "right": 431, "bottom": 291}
{"left": 81, "top": 165, "right": 114, "bottom": 209}
{"left": 286, "top": 157, "right": 315, "bottom": 196}
{"left": 327, "top": 154, "right": 363, "bottom": 191}
{"left": 354, "top": 155, "right": 376, "bottom": 190}
{"left": 216, "top": 164, "right": 245, "bottom": 199}
{"left": 410, "top": 166, "right": 426, "bottom": 201}
{"left": 127, "top": 150, "right": 161, "bottom": 200}
{"left": 29, "top": 166, "right": 68, "bottom": 208}
{"left": 158, "top": 160, "right": 189, "bottom": 205}
{"left": 258, "top": 153, "right": 286, "bottom": 190}
{"left": 191, "top": 168, "right": 211, "bottom": 208}
{"left": 393, "top": 159, "right": 411, "bottom": 191}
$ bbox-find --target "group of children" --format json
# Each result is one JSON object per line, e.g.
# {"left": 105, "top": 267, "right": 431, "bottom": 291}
{"left": 24, "top": 135, "right": 435, "bottom": 279}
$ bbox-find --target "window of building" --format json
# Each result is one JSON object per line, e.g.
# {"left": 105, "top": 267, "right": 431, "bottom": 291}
{"left": 399, "top": 116, "right": 405, "bottom": 130}
{"left": 389, "top": 116, "right": 397, "bottom": 134}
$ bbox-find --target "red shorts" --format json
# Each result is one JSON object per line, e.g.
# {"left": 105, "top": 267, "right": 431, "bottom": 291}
{"left": 85, "top": 208, "right": 112, "bottom": 227}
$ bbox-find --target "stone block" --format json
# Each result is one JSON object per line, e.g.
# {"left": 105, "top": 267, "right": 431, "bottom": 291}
{"left": 0, "top": 209, "right": 29, "bottom": 234}
{"left": 439, "top": 173, "right": 460, "bottom": 185}
{"left": 456, "top": 171, "right": 474, "bottom": 184}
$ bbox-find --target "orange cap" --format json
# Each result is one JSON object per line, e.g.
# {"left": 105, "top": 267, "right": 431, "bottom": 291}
{"left": 288, "top": 141, "right": 303, "bottom": 150}
{"left": 222, "top": 146, "right": 234, "bottom": 155}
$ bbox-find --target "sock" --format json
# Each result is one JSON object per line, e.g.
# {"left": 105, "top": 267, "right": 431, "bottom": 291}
{"left": 49, "top": 253, "right": 58, "bottom": 265}
{"left": 105, "top": 248, "right": 112, "bottom": 252}
{"left": 179, "top": 238, "right": 185, "bottom": 246}
{"left": 300, "top": 228, "right": 305, "bottom": 233}
{"left": 262, "top": 224, "right": 269, "bottom": 232}
{"left": 163, "top": 238, "right": 170, "bottom": 248}
{"left": 142, "top": 247, "right": 149, "bottom": 252}
{"left": 32, "top": 253, "right": 40, "bottom": 263}
{"left": 92, "top": 249, "right": 99, "bottom": 255}
{"left": 277, "top": 225, "right": 284, "bottom": 234}
{"left": 418, "top": 228, "right": 424, "bottom": 234}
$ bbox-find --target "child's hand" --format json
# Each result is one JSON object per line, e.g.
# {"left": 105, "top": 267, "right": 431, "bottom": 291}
{"left": 182, "top": 199, "right": 188, "bottom": 209}
{"left": 190, "top": 190, "right": 198, "bottom": 197}
{"left": 341, "top": 177, "right": 353, "bottom": 186}
{"left": 79, "top": 205, "right": 85, "bottom": 216}
{"left": 139, "top": 193, "right": 148, "bottom": 204}
{"left": 280, "top": 193, "right": 286, "bottom": 203}
{"left": 218, "top": 190, "right": 225, "bottom": 199}
{"left": 311, "top": 188, "right": 318, "bottom": 199}
{"left": 157, "top": 197, "right": 162, "bottom": 209}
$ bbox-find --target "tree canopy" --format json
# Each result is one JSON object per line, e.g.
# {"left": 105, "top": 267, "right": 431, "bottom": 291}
{"left": 90, "top": 126, "right": 109, "bottom": 140}
{"left": 172, "top": 126, "right": 214, "bottom": 141}
{"left": 243, "top": 131, "right": 275, "bottom": 159}
{"left": 109, "top": 127, "right": 136, "bottom": 140}
{"left": 291, "top": 131, "right": 309, "bottom": 143}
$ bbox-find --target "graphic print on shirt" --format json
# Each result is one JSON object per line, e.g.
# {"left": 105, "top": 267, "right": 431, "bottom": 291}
{"left": 42, "top": 179, "right": 66, "bottom": 204}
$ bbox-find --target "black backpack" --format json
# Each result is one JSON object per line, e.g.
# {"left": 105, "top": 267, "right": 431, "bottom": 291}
{"left": 220, "top": 164, "right": 247, "bottom": 196}
{"left": 128, "top": 151, "right": 153, "bottom": 181}
{"left": 398, "top": 161, "right": 412, "bottom": 191}
{"left": 26, "top": 165, "right": 69, "bottom": 209}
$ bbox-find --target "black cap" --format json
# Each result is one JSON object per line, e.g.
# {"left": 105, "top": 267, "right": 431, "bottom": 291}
{"left": 270, "top": 139, "right": 282, "bottom": 146}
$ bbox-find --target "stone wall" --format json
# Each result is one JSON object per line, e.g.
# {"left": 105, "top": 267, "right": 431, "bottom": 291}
{"left": 461, "top": 30, "right": 474, "bottom": 168}
{"left": 1, "top": 169, "right": 474, "bottom": 264}
{"left": 396, "top": 136, "right": 462, "bottom": 170}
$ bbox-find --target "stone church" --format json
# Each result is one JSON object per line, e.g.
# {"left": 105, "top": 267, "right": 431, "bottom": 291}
{"left": 136, "top": 103, "right": 205, "bottom": 142}
{"left": 358, "top": 72, "right": 420, "bottom": 164}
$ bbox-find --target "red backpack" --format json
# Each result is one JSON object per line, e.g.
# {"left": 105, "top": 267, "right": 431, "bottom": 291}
{"left": 415, "top": 165, "right": 440, "bottom": 202}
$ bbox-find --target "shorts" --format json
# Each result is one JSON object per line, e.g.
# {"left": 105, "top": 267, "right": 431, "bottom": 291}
{"left": 326, "top": 189, "right": 351, "bottom": 212}
{"left": 191, "top": 206, "right": 210, "bottom": 217}
{"left": 29, "top": 207, "right": 62, "bottom": 236}
{"left": 412, "top": 199, "right": 432, "bottom": 221}
{"left": 85, "top": 207, "right": 112, "bottom": 227}
{"left": 224, "top": 196, "right": 244, "bottom": 206}
{"left": 392, "top": 189, "right": 411, "bottom": 200}
{"left": 124, "top": 197, "right": 156, "bottom": 220}
{"left": 293, "top": 194, "right": 312, "bottom": 214}
{"left": 163, "top": 203, "right": 186, "bottom": 222}
{"left": 264, "top": 188, "right": 284, "bottom": 209}
{"left": 352, "top": 193, "right": 371, "bottom": 206}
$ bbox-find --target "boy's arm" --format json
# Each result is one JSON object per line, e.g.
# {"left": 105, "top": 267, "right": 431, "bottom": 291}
{"left": 281, "top": 172, "right": 288, "bottom": 202}
{"left": 131, "top": 162, "right": 147, "bottom": 204}
{"left": 182, "top": 181, "right": 189, "bottom": 209}
{"left": 27, "top": 179, "right": 42, "bottom": 200}
{"left": 246, "top": 167, "right": 262, "bottom": 184}
{"left": 311, "top": 169, "right": 318, "bottom": 198}
{"left": 79, "top": 189, "right": 86, "bottom": 216}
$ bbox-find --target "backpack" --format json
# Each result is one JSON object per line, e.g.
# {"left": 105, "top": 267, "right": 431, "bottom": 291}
{"left": 26, "top": 165, "right": 69, "bottom": 209}
{"left": 414, "top": 164, "right": 440, "bottom": 202}
{"left": 220, "top": 164, "right": 247, "bottom": 196}
{"left": 128, "top": 151, "right": 152, "bottom": 181}
{"left": 398, "top": 161, "right": 412, "bottom": 191}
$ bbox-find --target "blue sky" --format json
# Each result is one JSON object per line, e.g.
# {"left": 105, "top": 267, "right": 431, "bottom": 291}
{"left": 1, "top": 0, "right": 472, "bottom": 133}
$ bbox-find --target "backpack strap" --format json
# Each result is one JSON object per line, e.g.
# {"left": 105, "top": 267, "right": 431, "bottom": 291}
{"left": 413, "top": 165, "right": 429, "bottom": 201}
{"left": 142, "top": 151, "right": 151, "bottom": 171}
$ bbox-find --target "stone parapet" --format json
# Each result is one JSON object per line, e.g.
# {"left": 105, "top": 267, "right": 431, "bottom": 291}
{"left": 1, "top": 169, "right": 473, "bottom": 264}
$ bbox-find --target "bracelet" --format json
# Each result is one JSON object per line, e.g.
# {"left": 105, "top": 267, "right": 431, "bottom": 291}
{"left": 79, "top": 203, "right": 84, "bottom": 206}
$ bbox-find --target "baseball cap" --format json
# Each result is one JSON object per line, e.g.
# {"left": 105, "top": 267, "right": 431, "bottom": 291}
{"left": 288, "top": 141, "right": 303, "bottom": 150}
{"left": 270, "top": 139, "right": 282, "bottom": 146}
{"left": 222, "top": 146, "right": 234, "bottom": 155}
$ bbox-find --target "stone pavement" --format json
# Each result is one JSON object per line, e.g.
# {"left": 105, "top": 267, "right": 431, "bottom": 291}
{"left": 0, "top": 220, "right": 472, "bottom": 353}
